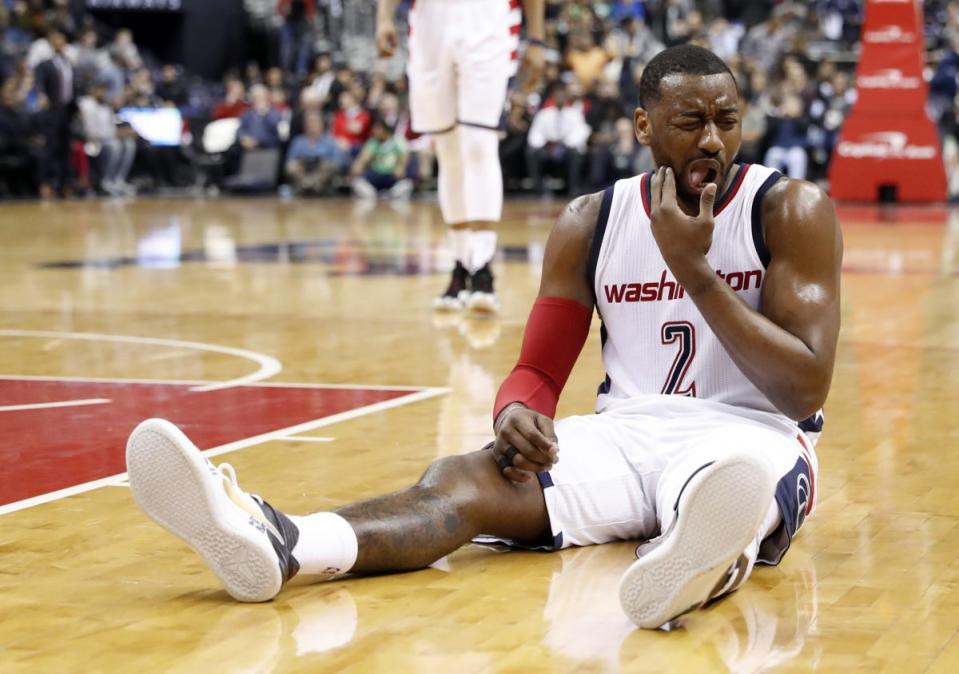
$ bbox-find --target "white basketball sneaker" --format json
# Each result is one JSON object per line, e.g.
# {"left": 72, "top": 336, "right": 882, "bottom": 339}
{"left": 126, "top": 418, "right": 301, "bottom": 602}
{"left": 618, "top": 450, "right": 776, "bottom": 629}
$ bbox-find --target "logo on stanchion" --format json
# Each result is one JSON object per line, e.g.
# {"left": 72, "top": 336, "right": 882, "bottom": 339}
{"left": 863, "top": 25, "right": 916, "bottom": 43}
{"left": 837, "top": 132, "right": 937, "bottom": 160}
{"left": 858, "top": 69, "right": 921, "bottom": 89}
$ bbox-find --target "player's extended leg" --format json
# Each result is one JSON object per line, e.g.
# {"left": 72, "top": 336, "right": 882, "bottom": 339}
{"left": 438, "top": 2, "right": 511, "bottom": 315}
{"left": 126, "top": 418, "right": 548, "bottom": 602}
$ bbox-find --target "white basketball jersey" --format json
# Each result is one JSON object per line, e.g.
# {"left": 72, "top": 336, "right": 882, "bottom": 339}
{"left": 590, "top": 163, "right": 823, "bottom": 438}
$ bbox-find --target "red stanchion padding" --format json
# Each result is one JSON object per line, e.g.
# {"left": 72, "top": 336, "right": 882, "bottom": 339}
{"left": 829, "top": 0, "right": 946, "bottom": 202}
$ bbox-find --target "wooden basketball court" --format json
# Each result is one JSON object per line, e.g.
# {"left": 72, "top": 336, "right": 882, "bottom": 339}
{"left": 1, "top": 195, "right": 957, "bottom": 672}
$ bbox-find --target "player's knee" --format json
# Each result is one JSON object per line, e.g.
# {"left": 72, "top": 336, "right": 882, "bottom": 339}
{"left": 416, "top": 454, "right": 486, "bottom": 508}
{"left": 433, "top": 130, "right": 464, "bottom": 170}
{"left": 459, "top": 126, "right": 499, "bottom": 166}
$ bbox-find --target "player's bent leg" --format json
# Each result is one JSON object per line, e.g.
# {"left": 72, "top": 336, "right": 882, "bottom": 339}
{"left": 127, "top": 419, "right": 549, "bottom": 602}
{"left": 618, "top": 442, "right": 778, "bottom": 629}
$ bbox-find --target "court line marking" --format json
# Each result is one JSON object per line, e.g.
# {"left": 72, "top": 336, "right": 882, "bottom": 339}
{"left": 0, "top": 386, "right": 448, "bottom": 516}
{"left": 0, "top": 397, "right": 112, "bottom": 413}
{"left": 0, "top": 374, "right": 426, "bottom": 391}
{"left": 0, "top": 330, "right": 282, "bottom": 392}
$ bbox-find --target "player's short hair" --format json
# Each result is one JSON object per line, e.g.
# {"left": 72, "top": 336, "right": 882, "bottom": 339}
{"left": 639, "top": 44, "right": 737, "bottom": 108}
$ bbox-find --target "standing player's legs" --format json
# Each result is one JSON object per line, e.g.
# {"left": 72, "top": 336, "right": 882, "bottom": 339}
{"left": 448, "top": 4, "right": 513, "bottom": 314}
{"left": 125, "top": 419, "right": 549, "bottom": 602}
{"left": 405, "top": 1, "right": 471, "bottom": 309}
{"left": 409, "top": 0, "right": 512, "bottom": 313}
{"left": 432, "top": 124, "right": 504, "bottom": 313}
{"left": 618, "top": 419, "right": 815, "bottom": 628}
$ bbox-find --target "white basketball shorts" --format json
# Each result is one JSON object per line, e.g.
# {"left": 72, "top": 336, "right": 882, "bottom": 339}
{"left": 489, "top": 395, "right": 819, "bottom": 566}
{"left": 406, "top": 0, "right": 519, "bottom": 133}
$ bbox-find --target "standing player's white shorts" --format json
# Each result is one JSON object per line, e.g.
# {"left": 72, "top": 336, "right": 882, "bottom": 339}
{"left": 479, "top": 394, "right": 818, "bottom": 569}
{"left": 407, "top": 0, "right": 519, "bottom": 133}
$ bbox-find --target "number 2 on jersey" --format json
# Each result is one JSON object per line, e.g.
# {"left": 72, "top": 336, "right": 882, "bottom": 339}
{"left": 660, "top": 321, "right": 696, "bottom": 396}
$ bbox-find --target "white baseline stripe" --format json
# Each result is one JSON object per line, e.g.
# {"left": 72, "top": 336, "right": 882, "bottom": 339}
{"left": 202, "top": 388, "right": 447, "bottom": 458}
{"left": 0, "top": 330, "right": 282, "bottom": 392}
{"left": 0, "top": 386, "right": 449, "bottom": 517}
{"left": 0, "top": 398, "right": 112, "bottom": 413}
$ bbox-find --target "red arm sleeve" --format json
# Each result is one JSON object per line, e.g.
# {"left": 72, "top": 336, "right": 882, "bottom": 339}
{"left": 493, "top": 296, "right": 593, "bottom": 422}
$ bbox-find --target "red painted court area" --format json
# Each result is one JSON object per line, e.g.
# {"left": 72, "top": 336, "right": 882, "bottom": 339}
{"left": 0, "top": 379, "right": 416, "bottom": 507}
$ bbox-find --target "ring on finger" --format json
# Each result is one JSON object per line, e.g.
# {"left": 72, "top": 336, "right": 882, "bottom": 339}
{"left": 496, "top": 446, "right": 520, "bottom": 472}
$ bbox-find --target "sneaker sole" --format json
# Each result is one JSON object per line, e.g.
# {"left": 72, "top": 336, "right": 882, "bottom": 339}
{"left": 618, "top": 450, "right": 775, "bottom": 629}
{"left": 467, "top": 292, "right": 499, "bottom": 315}
{"left": 126, "top": 419, "right": 283, "bottom": 602}
{"left": 433, "top": 297, "right": 465, "bottom": 311}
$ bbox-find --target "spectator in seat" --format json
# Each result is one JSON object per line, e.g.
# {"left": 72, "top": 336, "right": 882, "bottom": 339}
{"left": 212, "top": 77, "right": 249, "bottom": 120}
{"left": 349, "top": 117, "right": 412, "bottom": 200}
{"left": 109, "top": 29, "right": 142, "bottom": 71}
{"left": 738, "top": 99, "right": 767, "bottom": 165}
{"left": 500, "top": 93, "right": 531, "bottom": 191}
{"left": 225, "top": 83, "right": 282, "bottom": 177}
{"left": 237, "top": 83, "right": 283, "bottom": 151}
{"left": 285, "top": 110, "right": 343, "bottom": 195}
{"left": 331, "top": 90, "right": 371, "bottom": 158}
{"left": 72, "top": 27, "right": 101, "bottom": 93}
{"left": 77, "top": 81, "right": 136, "bottom": 195}
{"left": 589, "top": 116, "right": 653, "bottom": 189}
{"left": 0, "top": 78, "right": 43, "bottom": 196}
{"left": 763, "top": 93, "right": 809, "bottom": 179}
{"left": 525, "top": 82, "right": 590, "bottom": 196}
{"left": 156, "top": 65, "right": 189, "bottom": 108}
{"left": 307, "top": 53, "right": 335, "bottom": 102}
{"left": 566, "top": 30, "right": 610, "bottom": 90}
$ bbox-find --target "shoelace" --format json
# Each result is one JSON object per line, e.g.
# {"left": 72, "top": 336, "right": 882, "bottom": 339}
{"left": 217, "top": 462, "right": 262, "bottom": 503}
{"left": 218, "top": 462, "right": 239, "bottom": 486}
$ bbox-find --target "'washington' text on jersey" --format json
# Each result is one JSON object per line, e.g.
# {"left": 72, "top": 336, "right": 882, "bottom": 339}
{"left": 603, "top": 268, "right": 764, "bottom": 304}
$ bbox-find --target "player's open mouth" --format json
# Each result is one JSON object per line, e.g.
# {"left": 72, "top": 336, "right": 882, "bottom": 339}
{"left": 685, "top": 159, "right": 722, "bottom": 193}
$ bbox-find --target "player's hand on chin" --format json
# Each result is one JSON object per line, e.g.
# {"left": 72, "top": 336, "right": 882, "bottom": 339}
{"left": 492, "top": 404, "right": 559, "bottom": 484}
{"left": 650, "top": 166, "right": 717, "bottom": 287}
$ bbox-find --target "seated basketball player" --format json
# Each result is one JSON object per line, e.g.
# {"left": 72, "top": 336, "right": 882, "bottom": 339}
{"left": 126, "top": 45, "right": 841, "bottom": 629}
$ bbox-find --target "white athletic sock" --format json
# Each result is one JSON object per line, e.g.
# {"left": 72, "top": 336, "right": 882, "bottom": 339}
{"left": 449, "top": 228, "right": 472, "bottom": 267}
{"left": 469, "top": 230, "right": 497, "bottom": 273}
{"left": 289, "top": 512, "right": 359, "bottom": 577}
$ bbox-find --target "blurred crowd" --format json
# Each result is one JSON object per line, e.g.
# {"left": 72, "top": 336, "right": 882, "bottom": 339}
{"left": 1, "top": 0, "right": 959, "bottom": 200}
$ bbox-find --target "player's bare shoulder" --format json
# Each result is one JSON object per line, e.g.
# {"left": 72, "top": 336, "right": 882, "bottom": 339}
{"left": 539, "top": 191, "right": 606, "bottom": 304}
{"left": 760, "top": 177, "right": 842, "bottom": 261}
{"left": 552, "top": 190, "right": 605, "bottom": 255}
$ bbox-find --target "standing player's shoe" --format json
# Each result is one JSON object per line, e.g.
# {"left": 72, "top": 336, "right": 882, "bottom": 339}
{"left": 126, "top": 418, "right": 301, "bottom": 602}
{"left": 466, "top": 264, "right": 500, "bottom": 314}
{"left": 433, "top": 261, "right": 471, "bottom": 311}
{"left": 618, "top": 450, "right": 776, "bottom": 629}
